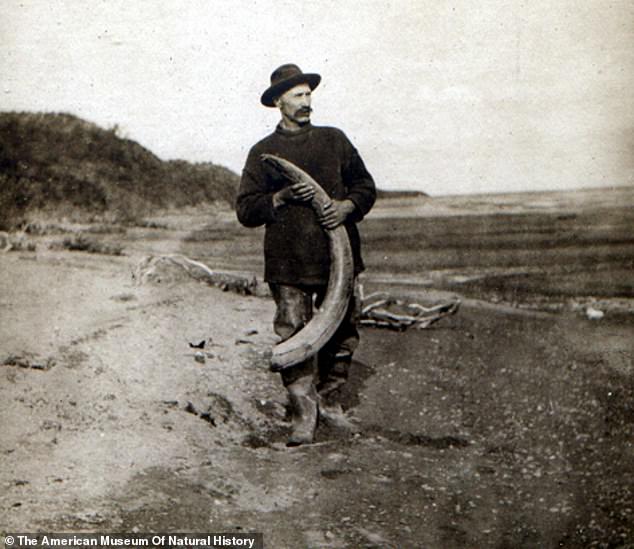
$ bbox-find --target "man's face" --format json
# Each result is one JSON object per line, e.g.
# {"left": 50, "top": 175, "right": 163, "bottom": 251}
{"left": 275, "top": 83, "right": 312, "bottom": 127}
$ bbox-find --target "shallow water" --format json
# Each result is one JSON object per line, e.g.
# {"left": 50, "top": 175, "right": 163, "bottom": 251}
{"left": 185, "top": 189, "right": 634, "bottom": 308}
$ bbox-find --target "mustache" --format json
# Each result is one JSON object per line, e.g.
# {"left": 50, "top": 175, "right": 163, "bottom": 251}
{"left": 295, "top": 107, "right": 312, "bottom": 116}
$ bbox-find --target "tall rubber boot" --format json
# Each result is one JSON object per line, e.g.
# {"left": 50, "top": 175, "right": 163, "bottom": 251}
{"left": 317, "top": 354, "right": 351, "bottom": 398}
{"left": 316, "top": 355, "right": 358, "bottom": 433}
{"left": 286, "top": 375, "right": 318, "bottom": 447}
{"left": 317, "top": 395, "right": 359, "bottom": 434}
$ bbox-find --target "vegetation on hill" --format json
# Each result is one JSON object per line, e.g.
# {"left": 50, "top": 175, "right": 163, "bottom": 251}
{"left": 0, "top": 112, "right": 239, "bottom": 229}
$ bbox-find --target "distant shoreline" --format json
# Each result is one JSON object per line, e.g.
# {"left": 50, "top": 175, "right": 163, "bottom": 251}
{"left": 376, "top": 189, "right": 429, "bottom": 199}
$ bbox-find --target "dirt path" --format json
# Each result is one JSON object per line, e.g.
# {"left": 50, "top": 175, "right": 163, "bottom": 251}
{"left": 0, "top": 250, "right": 278, "bottom": 531}
{"left": 1, "top": 221, "right": 633, "bottom": 547}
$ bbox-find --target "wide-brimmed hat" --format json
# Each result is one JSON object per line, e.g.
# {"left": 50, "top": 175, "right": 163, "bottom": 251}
{"left": 260, "top": 64, "right": 321, "bottom": 107}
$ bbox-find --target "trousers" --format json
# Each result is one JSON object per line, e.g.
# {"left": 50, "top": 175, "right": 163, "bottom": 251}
{"left": 269, "top": 280, "right": 361, "bottom": 391}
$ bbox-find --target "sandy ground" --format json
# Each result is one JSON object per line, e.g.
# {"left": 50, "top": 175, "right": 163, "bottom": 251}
{"left": 1, "top": 199, "right": 633, "bottom": 548}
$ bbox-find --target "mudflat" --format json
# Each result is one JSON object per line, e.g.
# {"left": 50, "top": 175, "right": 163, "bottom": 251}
{"left": 1, "top": 188, "right": 632, "bottom": 547}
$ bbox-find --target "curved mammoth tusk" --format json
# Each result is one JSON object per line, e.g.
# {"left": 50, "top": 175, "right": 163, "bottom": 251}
{"left": 260, "top": 154, "right": 354, "bottom": 371}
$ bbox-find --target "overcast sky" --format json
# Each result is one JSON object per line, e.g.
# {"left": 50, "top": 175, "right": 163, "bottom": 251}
{"left": 2, "top": 0, "right": 633, "bottom": 195}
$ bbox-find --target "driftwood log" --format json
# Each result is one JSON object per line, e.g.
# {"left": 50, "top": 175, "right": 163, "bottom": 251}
{"left": 0, "top": 231, "right": 10, "bottom": 252}
{"left": 360, "top": 291, "right": 461, "bottom": 330}
{"left": 133, "top": 254, "right": 260, "bottom": 295}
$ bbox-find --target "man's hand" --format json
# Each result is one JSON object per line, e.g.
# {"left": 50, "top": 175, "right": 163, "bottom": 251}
{"left": 273, "top": 182, "right": 315, "bottom": 208}
{"left": 318, "top": 199, "right": 356, "bottom": 230}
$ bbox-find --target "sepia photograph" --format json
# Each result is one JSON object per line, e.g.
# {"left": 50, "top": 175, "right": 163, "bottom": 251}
{"left": 1, "top": 1, "right": 633, "bottom": 547}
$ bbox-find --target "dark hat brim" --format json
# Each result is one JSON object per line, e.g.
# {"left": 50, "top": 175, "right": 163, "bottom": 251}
{"left": 261, "top": 73, "right": 321, "bottom": 107}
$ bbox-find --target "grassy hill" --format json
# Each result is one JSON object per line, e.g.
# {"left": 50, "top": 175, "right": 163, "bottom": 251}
{"left": 0, "top": 112, "right": 239, "bottom": 229}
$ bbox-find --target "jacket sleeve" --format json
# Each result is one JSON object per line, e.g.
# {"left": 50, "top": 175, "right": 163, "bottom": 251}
{"left": 235, "top": 149, "right": 278, "bottom": 227}
{"left": 340, "top": 135, "right": 376, "bottom": 223}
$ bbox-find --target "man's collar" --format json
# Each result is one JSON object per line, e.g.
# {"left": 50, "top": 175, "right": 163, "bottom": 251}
{"left": 275, "top": 122, "right": 313, "bottom": 136}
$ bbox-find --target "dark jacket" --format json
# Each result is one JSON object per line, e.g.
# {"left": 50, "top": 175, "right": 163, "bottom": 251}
{"left": 236, "top": 124, "right": 376, "bottom": 285}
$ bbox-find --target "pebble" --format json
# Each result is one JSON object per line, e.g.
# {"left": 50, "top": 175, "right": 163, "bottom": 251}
{"left": 585, "top": 307, "right": 604, "bottom": 320}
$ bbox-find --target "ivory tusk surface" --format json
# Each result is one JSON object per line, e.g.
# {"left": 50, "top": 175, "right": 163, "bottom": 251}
{"left": 260, "top": 154, "right": 354, "bottom": 371}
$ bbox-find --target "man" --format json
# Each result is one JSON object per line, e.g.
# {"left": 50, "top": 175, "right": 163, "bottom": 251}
{"left": 236, "top": 64, "right": 376, "bottom": 446}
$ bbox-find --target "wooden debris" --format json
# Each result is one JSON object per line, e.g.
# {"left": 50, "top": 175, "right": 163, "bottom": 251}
{"left": 133, "top": 255, "right": 459, "bottom": 331}
{"left": 360, "top": 294, "right": 460, "bottom": 330}
{"left": 0, "top": 231, "right": 10, "bottom": 252}
{"left": 134, "top": 254, "right": 260, "bottom": 295}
